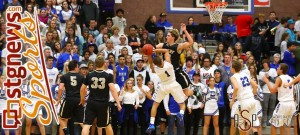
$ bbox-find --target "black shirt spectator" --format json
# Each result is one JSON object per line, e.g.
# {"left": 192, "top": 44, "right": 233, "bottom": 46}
{"left": 82, "top": 0, "right": 98, "bottom": 27}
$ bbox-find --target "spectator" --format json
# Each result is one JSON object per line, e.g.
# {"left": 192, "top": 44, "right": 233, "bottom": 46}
{"left": 266, "top": 11, "right": 280, "bottom": 52}
{"left": 88, "top": 19, "right": 100, "bottom": 37}
{"left": 283, "top": 41, "right": 298, "bottom": 76}
{"left": 129, "top": 59, "right": 150, "bottom": 86}
{"left": 57, "top": 42, "right": 79, "bottom": 71}
{"left": 245, "top": 26, "right": 268, "bottom": 63}
{"left": 286, "top": 19, "right": 299, "bottom": 43}
{"left": 224, "top": 16, "right": 237, "bottom": 34}
{"left": 127, "top": 25, "right": 141, "bottom": 54}
{"left": 137, "top": 26, "right": 145, "bottom": 39}
{"left": 62, "top": 26, "right": 80, "bottom": 48}
{"left": 46, "top": 56, "right": 59, "bottom": 88}
{"left": 258, "top": 59, "right": 277, "bottom": 127}
{"left": 52, "top": 0, "right": 62, "bottom": 16}
{"left": 112, "top": 9, "right": 127, "bottom": 35}
{"left": 212, "top": 21, "right": 225, "bottom": 42}
{"left": 214, "top": 69, "right": 226, "bottom": 135}
{"left": 70, "top": 16, "right": 82, "bottom": 37}
{"left": 53, "top": 42, "right": 62, "bottom": 60}
{"left": 246, "top": 56, "right": 256, "bottom": 69}
{"left": 274, "top": 17, "right": 288, "bottom": 52}
{"left": 249, "top": 64, "right": 257, "bottom": 80}
{"left": 110, "top": 25, "right": 121, "bottom": 46}
{"left": 97, "top": 33, "right": 109, "bottom": 53}
{"left": 59, "top": 1, "right": 74, "bottom": 31}
{"left": 82, "top": 0, "right": 98, "bottom": 28}
{"left": 102, "top": 39, "right": 116, "bottom": 58}
{"left": 96, "top": 25, "right": 108, "bottom": 46}
{"left": 200, "top": 57, "right": 215, "bottom": 85}
{"left": 183, "top": 56, "right": 196, "bottom": 81}
{"left": 156, "top": 12, "right": 172, "bottom": 28}
{"left": 115, "top": 34, "right": 133, "bottom": 58}
{"left": 79, "top": 50, "right": 90, "bottom": 65}
{"left": 255, "top": 13, "right": 268, "bottom": 37}
{"left": 38, "top": 8, "right": 49, "bottom": 25}
{"left": 144, "top": 15, "right": 157, "bottom": 42}
{"left": 215, "top": 43, "right": 225, "bottom": 61}
{"left": 270, "top": 53, "right": 280, "bottom": 70}
{"left": 44, "top": 0, "right": 57, "bottom": 18}
{"left": 164, "top": 94, "right": 184, "bottom": 135}
{"left": 69, "top": 0, "right": 82, "bottom": 26}
{"left": 211, "top": 55, "right": 222, "bottom": 70}
{"left": 154, "top": 30, "right": 165, "bottom": 44}
{"left": 125, "top": 55, "right": 134, "bottom": 73}
{"left": 45, "top": 31, "right": 55, "bottom": 51}
{"left": 280, "top": 33, "right": 290, "bottom": 60}
{"left": 106, "top": 18, "right": 114, "bottom": 36}
{"left": 140, "top": 30, "right": 153, "bottom": 47}
{"left": 87, "top": 43, "right": 97, "bottom": 62}
{"left": 114, "top": 55, "right": 129, "bottom": 89}
{"left": 235, "top": 14, "right": 254, "bottom": 52}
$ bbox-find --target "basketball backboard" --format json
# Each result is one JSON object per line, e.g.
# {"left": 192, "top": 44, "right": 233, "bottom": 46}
{"left": 166, "top": 0, "right": 254, "bottom": 15}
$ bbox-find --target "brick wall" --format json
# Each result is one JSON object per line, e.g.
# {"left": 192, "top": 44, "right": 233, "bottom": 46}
{"left": 114, "top": 0, "right": 300, "bottom": 34}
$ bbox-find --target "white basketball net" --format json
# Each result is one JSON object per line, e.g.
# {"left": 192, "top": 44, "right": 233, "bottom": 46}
{"left": 205, "top": 2, "right": 228, "bottom": 23}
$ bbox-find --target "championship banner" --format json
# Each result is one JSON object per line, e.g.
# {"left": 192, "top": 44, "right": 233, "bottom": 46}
{"left": 2, "top": 6, "right": 59, "bottom": 129}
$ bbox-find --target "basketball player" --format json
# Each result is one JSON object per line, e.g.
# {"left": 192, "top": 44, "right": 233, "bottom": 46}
{"left": 230, "top": 60, "right": 259, "bottom": 135}
{"left": 156, "top": 23, "right": 194, "bottom": 96}
{"left": 79, "top": 56, "right": 122, "bottom": 135}
{"left": 263, "top": 63, "right": 297, "bottom": 135}
{"left": 284, "top": 73, "right": 300, "bottom": 87}
{"left": 146, "top": 49, "right": 187, "bottom": 134}
{"left": 57, "top": 60, "right": 85, "bottom": 135}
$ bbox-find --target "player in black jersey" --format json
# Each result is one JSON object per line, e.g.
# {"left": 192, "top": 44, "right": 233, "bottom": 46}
{"left": 80, "top": 56, "right": 122, "bottom": 135}
{"left": 156, "top": 23, "right": 194, "bottom": 96}
{"left": 57, "top": 60, "right": 85, "bottom": 135}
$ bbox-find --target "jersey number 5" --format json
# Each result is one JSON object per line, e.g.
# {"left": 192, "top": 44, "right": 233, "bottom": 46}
{"left": 70, "top": 76, "right": 77, "bottom": 86}
{"left": 91, "top": 77, "right": 106, "bottom": 89}
{"left": 165, "top": 71, "right": 170, "bottom": 77}
{"left": 240, "top": 77, "right": 250, "bottom": 87}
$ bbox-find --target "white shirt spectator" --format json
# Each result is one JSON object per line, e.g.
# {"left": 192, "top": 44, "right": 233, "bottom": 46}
{"left": 89, "top": 53, "right": 97, "bottom": 62}
{"left": 295, "top": 20, "right": 300, "bottom": 32}
{"left": 132, "top": 53, "right": 143, "bottom": 64}
{"left": 119, "top": 90, "right": 139, "bottom": 105}
{"left": 280, "top": 40, "right": 288, "bottom": 60}
{"left": 46, "top": 67, "right": 59, "bottom": 87}
{"left": 109, "top": 84, "right": 120, "bottom": 102}
{"left": 133, "top": 85, "right": 150, "bottom": 107}
{"left": 112, "top": 16, "right": 127, "bottom": 35}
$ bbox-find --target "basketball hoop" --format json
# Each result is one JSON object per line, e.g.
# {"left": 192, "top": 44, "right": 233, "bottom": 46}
{"left": 205, "top": 0, "right": 228, "bottom": 23}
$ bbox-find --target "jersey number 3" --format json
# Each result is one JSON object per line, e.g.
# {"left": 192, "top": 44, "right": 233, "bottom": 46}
{"left": 240, "top": 77, "right": 250, "bottom": 87}
{"left": 91, "top": 77, "right": 106, "bottom": 89}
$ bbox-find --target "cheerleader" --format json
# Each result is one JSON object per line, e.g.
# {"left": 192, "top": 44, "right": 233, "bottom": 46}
{"left": 185, "top": 72, "right": 205, "bottom": 135}
{"left": 133, "top": 74, "right": 152, "bottom": 135}
{"left": 119, "top": 79, "right": 139, "bottom": 135}
{"left": 203, "top": 77, "right": 220, "bottom": 135}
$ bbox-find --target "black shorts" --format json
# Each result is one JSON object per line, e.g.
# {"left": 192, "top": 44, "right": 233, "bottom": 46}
{"left": 175, "top": 68, "right": 191, "bottom": 89}
{"left": 83, "top": 100, "right": 110, "bottom": 127}
{"left": 59, "top": 97, "right": 84, "bottom": 123}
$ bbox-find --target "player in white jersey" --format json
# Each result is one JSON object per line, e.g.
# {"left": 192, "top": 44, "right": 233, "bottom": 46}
{"left": 230, "top": 60, "right": 259, "bottom": 135}
{"left": 263, "top": 63, "right": 297, "bottom": 135}
{"left": 227, "top": 84, "right": 240, "bottom": 135}
{"left": 251, "top": 77, "right": 263, "bottom": 135}
{"left": 146, "top": 49, "right": 187, "bottom": 134}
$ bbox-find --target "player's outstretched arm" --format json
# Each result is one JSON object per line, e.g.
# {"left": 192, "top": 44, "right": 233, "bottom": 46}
{"left": 57, "top": 83, "right": 65, "bottom": 104}
{"left": 177, "top": 23, "right": 193, "bottom": 52}
{"left": 154, "top": 49, "right": 171, "bottom": 64}
{"left": 263, "top": 76, "right": 280, "bottom": 93}
{"left": 230, "top": 76, "right": 239, "bottom": 109}
{"left": 285, "top": 74, "right": 300, "bottom": 87}
{"left": 109, "top": 83, "right": 122, "bottom": 111}
{"left": 79, "top": 84, "right": 87, "bottom": 106}
{"left": 155, "top": 43, "right": 164, "bottom": 49}
{"left": 148, "top": 54, "right": 156, "bottom": 73}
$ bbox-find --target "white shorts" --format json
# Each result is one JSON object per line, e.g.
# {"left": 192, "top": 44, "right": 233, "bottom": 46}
{"left": 204, "top": 100, "right": 219, "bottom": 116}
{"left": 237, "top": 98, "right": 260, "bottom": 131}
{"left": 152, "top": 81, "right": 186, "bottom": 103}
{"left": 231, "top": 101, "right": 239, "bottom": 118}
{"left": 24, "top": 99, "right": 43, "bottom": 115}
{"left": 255, "top": 100, "right": 262, "bottom": 118}
{"left": 269, "top": 101, "right": 297, "bottom": 127}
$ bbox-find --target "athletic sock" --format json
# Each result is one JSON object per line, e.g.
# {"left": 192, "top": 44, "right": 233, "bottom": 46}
{"left": 179, "top": 110, "right": 184, "bottom": 115}
{"left": 150, "top": 117, "right": 155, "bottom": 125}
{"left": 254, "top": 132, "right": 258, "bottom": 135}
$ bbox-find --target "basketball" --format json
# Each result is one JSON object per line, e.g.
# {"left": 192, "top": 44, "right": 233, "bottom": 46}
{"left": 143, "top": 44, "right": 153, "bottom": 55}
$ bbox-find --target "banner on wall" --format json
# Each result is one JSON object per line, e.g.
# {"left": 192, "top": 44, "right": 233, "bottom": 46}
{"left": 254, "top": 0, "right": 270, "bottom": 7}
